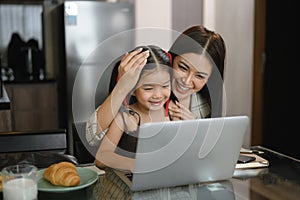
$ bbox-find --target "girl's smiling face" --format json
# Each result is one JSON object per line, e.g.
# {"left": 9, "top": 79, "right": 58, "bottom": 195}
{"left": 133, "top": 68, "right": 171, "bottom": 111}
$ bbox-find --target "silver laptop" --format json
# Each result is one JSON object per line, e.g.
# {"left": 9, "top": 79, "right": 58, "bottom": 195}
{"left": 114, "top": 115, "right": 249, "bottom": 191}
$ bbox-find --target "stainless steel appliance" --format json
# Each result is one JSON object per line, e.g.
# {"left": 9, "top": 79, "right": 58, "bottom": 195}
{"left": 63, "top": 1, "right": 135, "bottom": 157}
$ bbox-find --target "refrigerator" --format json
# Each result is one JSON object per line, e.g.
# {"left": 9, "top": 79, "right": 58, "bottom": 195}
{"left": 63, "top": 1, "right": 135, "bottom": 160}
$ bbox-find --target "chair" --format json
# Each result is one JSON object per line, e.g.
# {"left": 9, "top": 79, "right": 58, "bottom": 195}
{"left": 0, "top": 129, "right": 78, "bottom": 170}
{"left": 0, "top": 129, "right": 67, "bottom": 153}
{"left": 73, "top": 122, "right": 97, "bottom": 164}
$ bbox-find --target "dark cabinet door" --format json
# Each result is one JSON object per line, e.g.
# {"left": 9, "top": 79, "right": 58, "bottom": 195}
{"left": 5, "top": 82, "right": 58, "bottom": 131}
{"left": 263, "top": 0, "right": 299, "bottom": 159}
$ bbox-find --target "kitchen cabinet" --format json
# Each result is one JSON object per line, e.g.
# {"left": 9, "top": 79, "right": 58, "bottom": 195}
{"left": 4, "top": 81, "right": 58, "bottom": 131}
{"left": 0, "top": 110, "right": 11, "bottom": 131}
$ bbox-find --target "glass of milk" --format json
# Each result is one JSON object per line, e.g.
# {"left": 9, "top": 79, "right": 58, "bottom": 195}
{"left": 1, "top": 164, "right": 38, "bottom": 200}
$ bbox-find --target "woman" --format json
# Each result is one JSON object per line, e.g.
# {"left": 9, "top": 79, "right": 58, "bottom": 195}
{"left": 86, "top": 25, "right": 226, "bottom": 146}
{"left": 168, "top": 25, "right": 225, "bottom": 120}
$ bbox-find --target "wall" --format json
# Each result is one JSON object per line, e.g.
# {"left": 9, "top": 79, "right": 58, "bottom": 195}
{"left": 135, "top": 0, "right": 254, "bottom": 147}
{"left": 172, "top": 0, "right": 203, "bottom": 32}
{"left": 134, "top": 0, "right": 172, "bottom": 49}
{"left": 135, "top": 0, "right": 203, "bottom": 47}
{"left": 203, "top": 0, "right": 255, "bottom": 147}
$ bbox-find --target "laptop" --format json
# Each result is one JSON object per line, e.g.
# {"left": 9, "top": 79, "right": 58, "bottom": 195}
{"left": 114, "top": 115, "right": 249, "bottom": 191}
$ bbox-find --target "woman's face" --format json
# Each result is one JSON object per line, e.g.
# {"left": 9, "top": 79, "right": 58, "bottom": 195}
{"left": 172, "top": 53, "right": 213, "bottom": 100}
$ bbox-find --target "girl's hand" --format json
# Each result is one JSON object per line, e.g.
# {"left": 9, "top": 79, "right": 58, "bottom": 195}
{"left": 117, "top": 48, "right": 149, "bottom": 91}
{"left": 169, "top": 101, "right": 196, "bottom": 120}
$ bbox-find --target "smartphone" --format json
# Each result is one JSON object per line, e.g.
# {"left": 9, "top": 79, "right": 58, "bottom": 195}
{"left": 237, "top": 154, "right": 256, "bottom": 163}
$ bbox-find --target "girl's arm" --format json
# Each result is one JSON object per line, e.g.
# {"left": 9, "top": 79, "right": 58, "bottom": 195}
{"left": 95, "top": 113, "right": 135, "bottom": 172}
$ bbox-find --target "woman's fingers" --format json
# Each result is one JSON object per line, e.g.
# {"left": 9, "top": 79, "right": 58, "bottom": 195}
{"left": 120, "top": 48, "right": 142, "bottom": 64}
{"left": 169, "top": 102, "right": 196, "bottom": 120}
{"left": 134, "top": 55, "right": 148, "bottom": 73}
{"left": 116, "top": 49, "right": 149, "bottom": 92}
{"left": 120, "top": 48, "right": 147, "bottom": 69}
{"left": 118, "top": 49, "right": 149, "bottom": 79}
{"left": 125, "top": 50, "right": 149, "bottom": 70}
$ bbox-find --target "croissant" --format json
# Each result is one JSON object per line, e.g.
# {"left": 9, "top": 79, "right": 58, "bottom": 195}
{"left": 43, "top": 161, "right": 80, "bottom": 187}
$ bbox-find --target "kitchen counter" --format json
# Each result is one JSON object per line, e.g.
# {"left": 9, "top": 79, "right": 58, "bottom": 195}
{"left": 3, "top": 78, "right": 56, "bottom": 84}
{"left": 26, "top": 146, "right": 300, "bottom": 200}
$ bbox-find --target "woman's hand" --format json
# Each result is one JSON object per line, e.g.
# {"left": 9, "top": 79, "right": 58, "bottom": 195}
{"left": 169, "top": 101, "right": 196, "bottom": 120}
{"left": 117, "top": 48, "right": 149, "bottom": 91}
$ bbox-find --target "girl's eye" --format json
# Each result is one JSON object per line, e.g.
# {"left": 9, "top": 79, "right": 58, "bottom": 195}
{"left": 143, "top": 87, "right": 153, "bottom": 91}
{"left": 163, "top": 84, "right": 170, "bottom": 88}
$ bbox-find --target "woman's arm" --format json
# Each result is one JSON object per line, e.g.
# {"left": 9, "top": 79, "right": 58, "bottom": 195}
{"left": 97, "top": 49, "right": 149, "bottom": 130}
{"left": 95, "top": 113, "right": 135, "bottom": 172}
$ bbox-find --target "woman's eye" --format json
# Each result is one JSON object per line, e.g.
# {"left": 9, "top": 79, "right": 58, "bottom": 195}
{"left": 179, "top": 64, "right": 188, "bottom": 72}
{"left": 195, "top": 73, "right": 208, "bottom": 80}
{"left": 195, "top": 74, "right": 204, "bottom": 79}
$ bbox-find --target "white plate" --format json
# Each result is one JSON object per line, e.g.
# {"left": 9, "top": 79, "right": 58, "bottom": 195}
{"left": 38, "top": 167, "right": 98, "bottom": 193}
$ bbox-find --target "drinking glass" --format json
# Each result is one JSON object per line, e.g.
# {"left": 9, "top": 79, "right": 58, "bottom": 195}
{"left": 1, "top": 164, "right": 38, "bottom": 200}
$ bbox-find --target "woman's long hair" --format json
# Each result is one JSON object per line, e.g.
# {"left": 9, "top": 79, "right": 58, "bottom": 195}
{"left": 169, "top": 25, "right": 226, "bottom": 117}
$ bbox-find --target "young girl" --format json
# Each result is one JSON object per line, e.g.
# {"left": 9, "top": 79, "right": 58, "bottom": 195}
{"left": 95, "top": 45, "right": 176, "bottom": 171}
